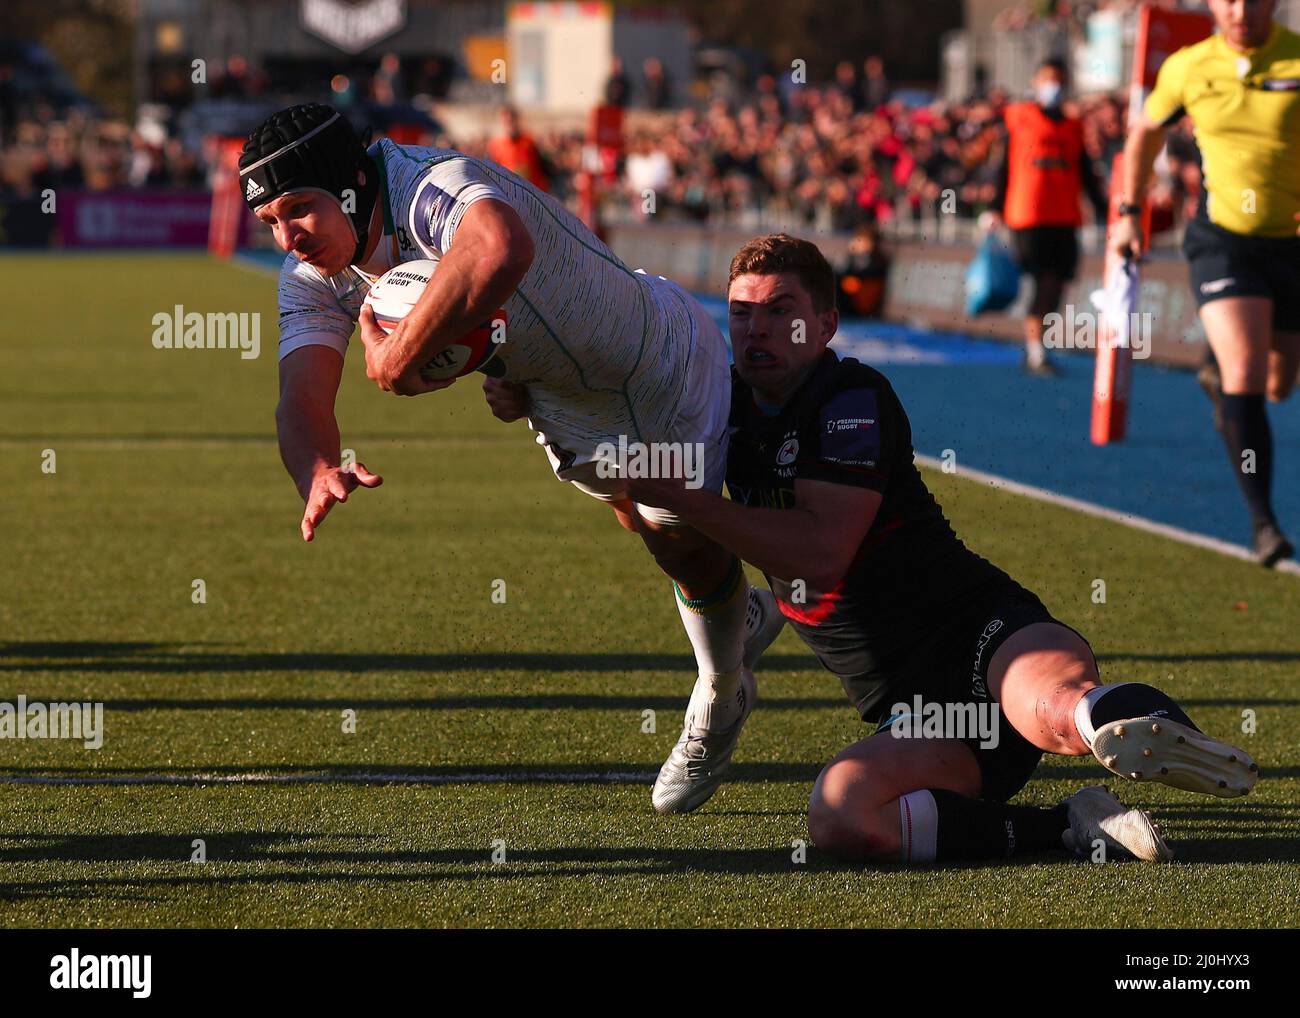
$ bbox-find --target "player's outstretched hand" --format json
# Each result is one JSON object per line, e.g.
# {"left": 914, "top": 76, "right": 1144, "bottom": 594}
{"left": 358, "top": 305, "right": 454, "bottom": 397}
{"left": 300, "top": 462, "right": 383, "bottom": 542}
{"left": 483, "top": 377, "right": 530, "bottom": 422}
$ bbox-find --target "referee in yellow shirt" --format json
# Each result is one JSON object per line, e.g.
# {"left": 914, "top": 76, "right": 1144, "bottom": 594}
{"left": 1113, "top": 0, "right": 1300, "bottom": 567}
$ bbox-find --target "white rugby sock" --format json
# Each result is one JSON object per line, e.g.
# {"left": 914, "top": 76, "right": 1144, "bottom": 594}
{"left": 685, "top": 671, "right": 745, "bottom": 731}
{"left": 1073, "top": 683, "right": 1129, "bottom": 748}
{"left": 675, "top": 559, "right": 748, "bottom": 730}
{"left": 898, "top": 790, "right": 939, "bottom": 864}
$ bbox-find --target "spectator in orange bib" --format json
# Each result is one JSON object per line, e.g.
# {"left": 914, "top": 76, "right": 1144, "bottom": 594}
{"left": 487, "top": 106, "right": 550, "bottom": 193}
{"left": 988, "top": 58, "right": 1107, "bottom": 377}
{"left": 836, "top": 223, "right": 891, "bottom": 318}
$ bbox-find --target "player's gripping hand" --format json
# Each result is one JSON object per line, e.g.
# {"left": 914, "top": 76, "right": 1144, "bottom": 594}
{"left": 300, "top": 462, "right": 383, "bottom": 542}
{"left": 625, "top": 474, "right": 693, "bottom": 515}
{"left": 358, "top": 305, "right": 455, "bottom": 397}
{"left": 482, "top": 377, "right": 530, "bottom": 422}
{"left": 1109, "top": 214, "right": 1143, "bottom": 263}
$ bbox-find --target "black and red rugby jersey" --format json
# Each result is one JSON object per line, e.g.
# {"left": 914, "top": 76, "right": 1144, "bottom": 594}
{"left": 725, "top": 350, "right": 1013, "bottom": 691}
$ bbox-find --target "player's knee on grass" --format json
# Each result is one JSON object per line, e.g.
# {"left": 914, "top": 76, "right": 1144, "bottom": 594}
{"left": 807, "top": 758, "right": 897, "bottom": 861}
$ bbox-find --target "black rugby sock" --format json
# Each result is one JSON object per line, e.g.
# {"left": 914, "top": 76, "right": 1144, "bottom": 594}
{"left": 900, "top": 790, "right": 1069, "bottom": 862}
{"left": 1220, "top": 393, "right": 1276, "bottom": 529}
{"left": 1074, "top": 682, "right": 1201, "bottom": 747}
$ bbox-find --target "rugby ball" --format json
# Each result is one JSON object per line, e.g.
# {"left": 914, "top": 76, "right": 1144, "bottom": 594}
{"left": 363, "top": 259, "right": 506, "bottom": 380}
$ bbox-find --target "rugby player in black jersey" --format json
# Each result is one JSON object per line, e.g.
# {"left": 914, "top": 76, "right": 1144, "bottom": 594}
{"left": 626, "top": 234, "right": 1260, "bottom": 864}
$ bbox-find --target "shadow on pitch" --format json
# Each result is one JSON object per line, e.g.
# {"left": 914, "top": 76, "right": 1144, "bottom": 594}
{"left": 0, "top": 640, "right": 824, "bottom": 676}
{"left": 0, "top": 833, "right": 872, "bottom": 902}
{"left": 17, "top": 694, "right": 847, "bottom": 712}
{"left": 1, "top": 832, "right": 1295, "bottom": 907}
{"left": 0, "top": 760, "right": 824, "bottom": 782}
{"left": 1096, "top": 651, "right": 1300, "bottom": 663}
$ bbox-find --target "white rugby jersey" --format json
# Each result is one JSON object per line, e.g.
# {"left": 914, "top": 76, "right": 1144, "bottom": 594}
{"left": 275, "top": 137, "right": 717, "bottom": 453}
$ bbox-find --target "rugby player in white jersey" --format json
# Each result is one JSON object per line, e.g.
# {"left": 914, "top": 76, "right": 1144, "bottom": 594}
{"left": 240, "top": 104, "right": 783, "bottom": 812}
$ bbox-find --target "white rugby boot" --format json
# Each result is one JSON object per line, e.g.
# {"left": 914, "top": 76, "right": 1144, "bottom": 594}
{"left": 652, "top": 668, "right": 757, "bottom": 814}
{"left": 742, "top": 586, "right": 786, "bottom": 670}
{"left": 1063, "top": 786, "right": 1174, "bottom": 862}
{"left": 1091, "top": 717, "right": 1258, "bottom": 798}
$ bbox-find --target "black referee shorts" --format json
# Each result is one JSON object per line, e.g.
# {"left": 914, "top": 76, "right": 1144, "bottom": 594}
{"left": 866, "top": 582, "right": 1089, "bottom": 803}
{"left": 1183, "top": 216, "right": 1300, "bottom": 331}
{"left": 1009, "top": 225, "right": 1079, "bottom": 281}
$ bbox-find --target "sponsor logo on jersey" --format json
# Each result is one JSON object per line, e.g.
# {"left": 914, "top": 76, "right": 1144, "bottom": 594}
{"left": 727, "top": 483, "right": 796, "bottom": 509}
{"left": 820, "top": 389, "right": 882, "bottom": 467}
{"left": 825, "top": 416, "right": 876, "bottom": 433}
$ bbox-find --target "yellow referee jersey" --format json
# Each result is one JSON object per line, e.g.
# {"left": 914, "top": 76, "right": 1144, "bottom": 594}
{"left": 1146, "top": 23, "right": 1300, "bottom": 237}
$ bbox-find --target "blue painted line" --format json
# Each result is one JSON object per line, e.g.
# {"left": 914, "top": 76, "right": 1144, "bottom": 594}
{"left": 889, "top": 353, "right": 1299, "bottom": 551}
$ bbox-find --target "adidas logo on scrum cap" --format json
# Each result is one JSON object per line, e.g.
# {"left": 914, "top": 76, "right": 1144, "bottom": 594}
{"left": 244, "top": 176, "right": 265, "bottom": 200}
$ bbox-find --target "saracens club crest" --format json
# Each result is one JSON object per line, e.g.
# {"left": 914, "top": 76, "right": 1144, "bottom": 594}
{"left": 301, "top": 0, "right": 407, "bottom": 55}
{"left": 776, "top": 437, "right": 799, "bottom": 465}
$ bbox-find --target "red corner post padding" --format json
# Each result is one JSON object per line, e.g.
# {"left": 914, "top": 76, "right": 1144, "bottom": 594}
{"left": 208, "top": 136, "right": 247, "bottom": 259}
{"left": 1091, "top": 152, "right": 1151, "bottom": 445}
{"left": 1091, "top": 2, "right": 1212, "bottom": 445}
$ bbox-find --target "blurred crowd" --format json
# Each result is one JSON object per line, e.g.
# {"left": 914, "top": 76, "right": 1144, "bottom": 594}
{"left": 0, "top": 47, "right": 1203, "bottom": 240}
{"left": 0, "top": 110, "right": 207, "bottom": 195}
{"left": 992, "top": 0, "right": 1186, "bottom": 31}
{"left": 0, "top": 50, "right": 448, "bottom": 200}
{"left": 448, "top": 54, "right": 1202, "bottom": 239}
{"left": 597, "top": 60, "right": 1200, "bottom": 236}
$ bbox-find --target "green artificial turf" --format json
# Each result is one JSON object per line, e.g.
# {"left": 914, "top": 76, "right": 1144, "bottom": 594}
{"left": 1, "top": 253, "right": 1296, "bottom": 927}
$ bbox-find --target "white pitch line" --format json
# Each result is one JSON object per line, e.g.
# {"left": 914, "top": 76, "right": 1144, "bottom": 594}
{"left": 917, "top": 454, "right": 1300, "bottom": 577}
{"left": 0, "top": 770, "right": 657, "bottom": 786}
